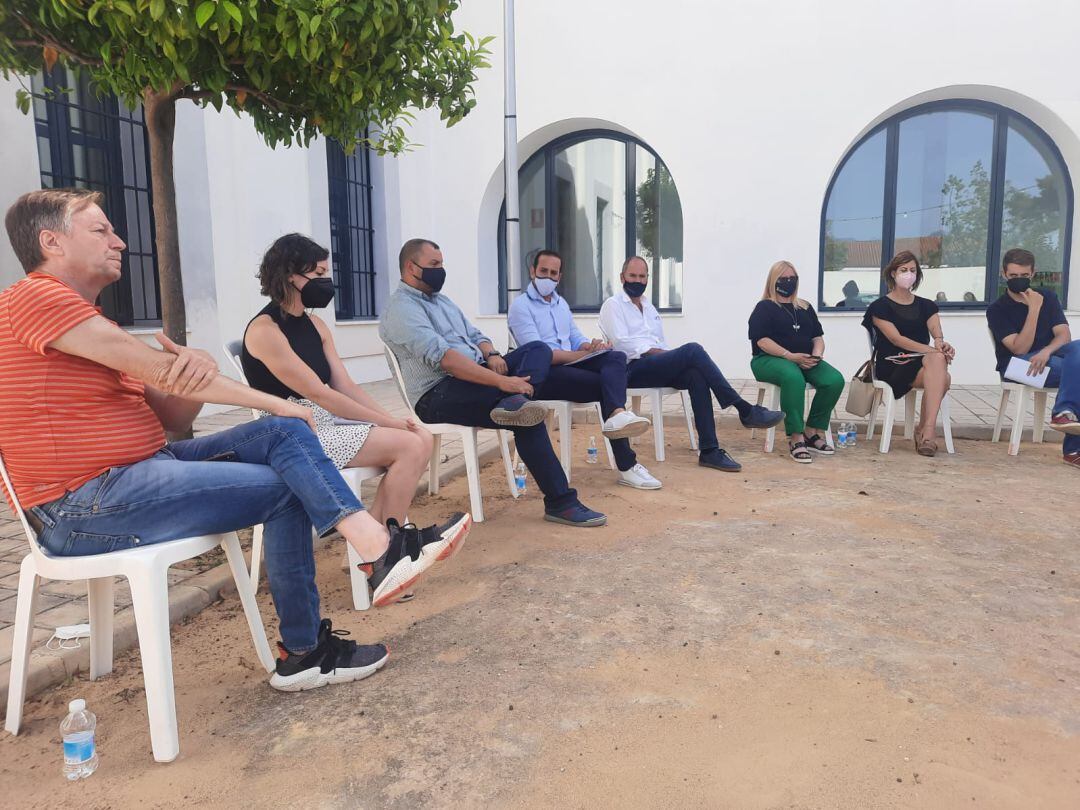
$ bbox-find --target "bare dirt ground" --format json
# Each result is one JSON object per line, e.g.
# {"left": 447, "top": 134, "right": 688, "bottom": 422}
{"left": 1, "top": 426, "right": 1078, "bottom": 809}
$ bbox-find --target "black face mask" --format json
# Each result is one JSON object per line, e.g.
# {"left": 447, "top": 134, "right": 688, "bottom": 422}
{"left": 415, "top": 263, "right": 447, "bottom": 293}
{"left": 623, "top": 281, "right": 647, "bottom": 298}
{"left": 296, "top": 276, "right": 335, "bottom": 309}
{"left": 775, "top": 277, "right": 798, "bottom": 297}
{"left": 1006, "top": 276, "right": 1032, "bottom": 294}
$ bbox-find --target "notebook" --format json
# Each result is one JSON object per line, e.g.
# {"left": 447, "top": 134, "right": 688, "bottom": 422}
{"left": 565, "top": 349, "right": 611, "bottom": 366}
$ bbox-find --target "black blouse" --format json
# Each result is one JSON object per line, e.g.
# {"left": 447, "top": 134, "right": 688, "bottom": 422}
{"left": 861, "top": 295, "right": 938, "bottom": 357}
{"left": 748, "top": 300, "right": 824, "bottom": 356}
{"left": 241, "top": 302, "right": 331, "bottom": 400}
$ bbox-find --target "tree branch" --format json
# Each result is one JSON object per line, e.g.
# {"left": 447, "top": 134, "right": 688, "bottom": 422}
{"left": 10, "top": 11, "right": 103, "bottom": 68}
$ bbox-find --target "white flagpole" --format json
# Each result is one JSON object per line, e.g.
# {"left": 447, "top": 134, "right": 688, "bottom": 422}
{"left": 503, "top": 0, "right": 522, "bottom": 304}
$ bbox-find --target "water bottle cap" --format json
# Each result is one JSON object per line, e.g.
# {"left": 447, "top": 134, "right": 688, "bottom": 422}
{"left": 69, "top": 698, "right": 86, "bottom": 713}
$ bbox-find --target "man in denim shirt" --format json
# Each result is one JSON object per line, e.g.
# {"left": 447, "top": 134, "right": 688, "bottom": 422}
{"left": 380, "top": 239, "right": 606, "bottom": 527}
{"left": 508, "top": 249, "right": 660, "bottom": 490}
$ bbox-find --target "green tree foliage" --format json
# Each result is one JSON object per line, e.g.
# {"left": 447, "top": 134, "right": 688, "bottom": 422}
{"left": 1, "top": 0, "right": 492, "bottom": 343}
{"left": 635, "top": 164, "right": 683, "bottom": 263}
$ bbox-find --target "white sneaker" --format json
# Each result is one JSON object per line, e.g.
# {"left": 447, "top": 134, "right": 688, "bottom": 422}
{"left": 602, "top": 410, "right": 651, "bottom": 440}
{"left": 618, "top": 463, "right": 662, "bottom": 490}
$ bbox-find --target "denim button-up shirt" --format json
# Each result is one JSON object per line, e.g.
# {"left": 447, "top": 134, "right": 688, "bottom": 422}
{"left": 379, "top": 283, "right": 491, "bottom": 406}
{"left": 507, "top": 283, "right": 588, "bottom": 351}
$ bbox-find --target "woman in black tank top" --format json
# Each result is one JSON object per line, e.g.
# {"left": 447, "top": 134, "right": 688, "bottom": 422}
{"left": 243, "top": 234, "right": 445, "bottom": 530}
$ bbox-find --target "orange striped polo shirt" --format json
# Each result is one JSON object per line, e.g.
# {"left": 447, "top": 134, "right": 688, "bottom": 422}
{"left": 0, "top": 273, "right": 165, "bottom": 510}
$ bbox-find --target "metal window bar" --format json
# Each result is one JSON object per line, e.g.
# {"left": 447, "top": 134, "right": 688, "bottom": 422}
{"left": 31, "top": 68, "right": 160, "bottom": 327}
{"left": 326, "top": 139, "right": 376, "bottom": 320}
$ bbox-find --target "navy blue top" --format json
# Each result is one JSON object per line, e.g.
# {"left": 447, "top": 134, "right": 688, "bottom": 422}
{"left": 747, "top": 300, "right": 823, "bottom": 356}
{"left": 241, "top": 302, "right": 331, "bottom": 400}
{"left": 985, "top": 288, "right": 1068, "bottom": 374}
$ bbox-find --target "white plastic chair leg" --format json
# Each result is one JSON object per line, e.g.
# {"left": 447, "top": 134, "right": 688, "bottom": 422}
{"left": 4, "top": 556, "right": 40, "bottom": 736}
{"left": 992, "top": 388, "right": 1010, "bottom": 442}
{"left": 594, "top": 403, "right": 617, "bottom": 470}
{"left": 940, "top": 393, "right": 955, "bottom": 454}
{"left": 904, "top": 391, "right": 917, "bottom": 439}
{"left": 87, "top": 576, "right": 115, "bottom": 680}
{"left": 751, "top": 387, "right": 766, "bottom": 442}
{"left": 127, "top": 567, "right": 181, "bottom": 763}
{"left": 249, "top": 523, "right": 264, "bottom": 590}
{"left": 428, "top": 433, "right": 443, "bottom": 495}
{"left": 1033, "top": 390, "right": 1048, "bottom": 443}
{"left": 498, "top": 429, "right": 517, "bottom": 501}
{"left": 221, "top": 534, "right": 275, "bottom": 671}
{"left": 651, "top": 390, "right": 666, "bottom": 462}
{"left": 1009, "top": 386, "right": 1028, "bottom": 456}
{"left": 879, "top": 394, "right": 897, "bottom": 453}
{"left": 629, "top": 395, "right": 643, "bottom": 447}
{"left": 866, "top": 389, "right": 880, "bottom": 440}
{"left": 345, "top": 541, "right": 372, "bottom": 611}
{"left": 764, "top": 385, "right": 781, "bottom": 454}
{"left": 459, "top": 428, "right": 485, "bottom": 523}
{"left": 680, "top": 390, "right": 697, "bottom": 450}
{"left": 557, "top": 402, "right": 572, "bottom": 482}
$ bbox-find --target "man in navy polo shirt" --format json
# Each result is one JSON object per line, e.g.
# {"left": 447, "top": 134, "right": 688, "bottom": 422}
{"left": 986, "top": 248, "right": 1080, "bottom": 469}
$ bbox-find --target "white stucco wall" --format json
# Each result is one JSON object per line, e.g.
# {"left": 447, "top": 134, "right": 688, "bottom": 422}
{"left": 1, "top": 0, "right": 1077, "bottom": 387}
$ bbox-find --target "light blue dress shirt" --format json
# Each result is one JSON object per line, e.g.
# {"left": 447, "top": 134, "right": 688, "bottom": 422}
{"left": 507, "top": 282, "right": 588, "bottom": 351}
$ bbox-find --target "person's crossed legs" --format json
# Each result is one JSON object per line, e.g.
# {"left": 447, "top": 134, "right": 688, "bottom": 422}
{"left": 1022, "top": 339, "right": 1080, "bottom": 464}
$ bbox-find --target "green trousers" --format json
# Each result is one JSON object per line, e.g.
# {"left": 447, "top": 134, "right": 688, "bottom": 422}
{"left": 750, "top": 355, "right": 845, "bottom": 436}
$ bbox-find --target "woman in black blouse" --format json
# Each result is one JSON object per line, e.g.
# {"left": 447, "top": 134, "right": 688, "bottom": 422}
{"left": 749, "top": 261, "right": 844, "bottom": 462}
{"left": 862, "top": 251, "right": 956, "bottom": 456}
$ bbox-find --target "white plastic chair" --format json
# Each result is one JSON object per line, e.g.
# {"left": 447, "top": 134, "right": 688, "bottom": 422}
{"left": 384, "top": 346, "right": 516, "bottom": 521}
{"left": 0, "top": 450, "right": 274, "bottom": 764}
{"left": 532, "top": 399, "right": 617, "bottom": 481}
{"left": 865, "top": 381, "right": 955, "bottom": 454}
{"left": 748, "top": 381, "right": 836, "bottom": 453}
{"left": 627, "top": 388, "right": 698, "bottom": 462}
{"left": 224, "top": 340, "right": 382, "bottom": 611}
{"left": 984, "top": 330, "right": 1058, "bottom": 456}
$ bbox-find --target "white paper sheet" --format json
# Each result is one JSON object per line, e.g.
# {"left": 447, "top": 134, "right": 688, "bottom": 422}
{"left": 1003, "top": 356, "right": 1051, "bottom": 388}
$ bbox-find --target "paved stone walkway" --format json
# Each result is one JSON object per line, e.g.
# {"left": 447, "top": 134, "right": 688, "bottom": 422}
{"left": 0, "top": 379, "right": 1059, "bottom": 673}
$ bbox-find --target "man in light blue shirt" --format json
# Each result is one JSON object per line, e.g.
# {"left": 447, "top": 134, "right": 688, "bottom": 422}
{"left": 381, "top": 239, "right": 606, "bottom": 527}
{"left": 508, "top": 250, "right": 660, "bottom": 489}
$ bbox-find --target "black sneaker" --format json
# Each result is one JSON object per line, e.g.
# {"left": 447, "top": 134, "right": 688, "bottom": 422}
{"left": 699, "top": 447, "right": 742, "bottom": 472}
{"left": 414, "top": 512, "right": 473, "bottom": 562}
{"left": 269, "top": 619, "right": 388, "bottom": 692}
{"left": 366, "top": 522, "right": 427, "bottom": 608}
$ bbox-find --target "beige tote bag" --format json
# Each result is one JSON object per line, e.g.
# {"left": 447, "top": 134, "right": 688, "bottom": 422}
{"left": 845, "top": 359, "right": 876, "bottom": 416}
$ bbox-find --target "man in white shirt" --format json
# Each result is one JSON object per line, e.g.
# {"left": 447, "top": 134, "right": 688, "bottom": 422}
{"left": 599, "top": 256, "right": 784, "bottom": 472}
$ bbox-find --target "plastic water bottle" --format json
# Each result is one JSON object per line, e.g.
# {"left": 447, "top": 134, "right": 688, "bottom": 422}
{"left": 61, "top": 698, "right": 98, "bottom": 780}
{"left": 514, "top": 461, "right": 527, "bottom": 495}
{"left": 586, "top": 436, "right": 599, "bottom": 464}
{"left": 845, "top": 422, "right": 858, "bottom": 448}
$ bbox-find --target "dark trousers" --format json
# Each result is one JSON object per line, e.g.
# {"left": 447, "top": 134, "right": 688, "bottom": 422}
{"left": 414, "top": 341, "right": 579, "bottom": 511}
{"left": 626, "top": 342, "right": 745, "bottom": 453}
{"left": 535, "top": 351, "right": 636, "bottom": 471}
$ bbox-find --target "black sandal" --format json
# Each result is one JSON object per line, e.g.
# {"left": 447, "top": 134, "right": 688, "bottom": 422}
{"left": 789, "top": 440, "right": 813, "bottom": 464}
{"left": 804, "top": 433, "right": 835, "bottom": 456}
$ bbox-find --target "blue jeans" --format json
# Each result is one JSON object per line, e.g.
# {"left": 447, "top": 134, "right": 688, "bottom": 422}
{"left": 1017, "top": 339, "right": 1080, "bottom": 455}
{"left": 414, "top": 341, "right": 580, "bottom": 512}
{"left": 536, "top": 351, "right": 637, "bottom": 471}
{"left": 626, "top": 342, "right": 747, "bottom": 453}
{"left": 30, "top": 416, "right": 363, "bottom": 652}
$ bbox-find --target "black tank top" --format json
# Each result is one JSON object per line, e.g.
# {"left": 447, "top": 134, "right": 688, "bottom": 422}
{"left": 241, "top": 302, "right": 331, "bottom": 400}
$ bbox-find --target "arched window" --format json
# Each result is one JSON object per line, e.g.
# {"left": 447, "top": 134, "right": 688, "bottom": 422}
{"left": 499, "top": 130, "right": 683, "bottom": 312}
{"left": 820, "top": 100, "right": 1072, "bottom": 310}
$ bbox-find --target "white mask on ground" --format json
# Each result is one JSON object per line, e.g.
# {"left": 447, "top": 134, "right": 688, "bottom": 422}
{"left": 46, "top": 624, "right": 92, "bottom": 650}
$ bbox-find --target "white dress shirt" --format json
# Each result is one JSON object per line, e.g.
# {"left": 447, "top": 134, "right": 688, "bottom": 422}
{"left": 598, "top": 290, "right": 668, "bottom": 361}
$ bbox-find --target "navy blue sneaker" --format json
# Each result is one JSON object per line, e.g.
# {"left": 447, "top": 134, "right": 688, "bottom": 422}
{"left": 740, "top": 404, "right": 785, "bottom": 429}
{"left": 543, "top": 503, "right": 607, "bottom": 527}
{"left": 699, "top": 448, "right": 742, "bottom": 472}
{"left": 490, "top": 395, "right": 547, "bottom": 427}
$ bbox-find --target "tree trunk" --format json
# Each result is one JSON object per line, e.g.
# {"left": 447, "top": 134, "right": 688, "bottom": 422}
{"left": 142, "top": 87, "right": 186, "bottom": 346}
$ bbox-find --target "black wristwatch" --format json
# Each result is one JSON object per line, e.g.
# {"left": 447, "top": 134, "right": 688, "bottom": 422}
{"left": 485, "top": 350, "right": 502, "bottom": 359}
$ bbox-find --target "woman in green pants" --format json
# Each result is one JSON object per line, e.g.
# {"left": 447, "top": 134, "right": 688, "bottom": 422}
{"left": 748, "top": 261, "right": 844, "bottom": 463}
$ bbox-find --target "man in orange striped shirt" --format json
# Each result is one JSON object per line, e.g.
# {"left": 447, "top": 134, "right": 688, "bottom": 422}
{"left": 0, "top": 189, "right": 437, "bottom": 693}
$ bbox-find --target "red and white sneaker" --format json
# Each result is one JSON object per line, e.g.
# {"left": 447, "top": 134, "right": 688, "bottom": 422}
{"left": 1063, "top": 452, "right": 1080, "bottom": 470}
{"left": 1050, "top": 410, "right": 1080, "bottom": 435}
{"left": 366, "top": 513, "right": 472, "bottom": 607}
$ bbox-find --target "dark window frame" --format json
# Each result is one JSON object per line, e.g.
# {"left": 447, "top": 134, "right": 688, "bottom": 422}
{"left": 32, "top": 68, "right": 160, "bottom": 327}
{"left": 326, "top": 138, "right": 377, "bottom": 321}
{"left": 818, "top": 99, "right": 1073, "bottom": 311}
{"left": 498, "top": 128, "right": 683, "bottom": 313}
